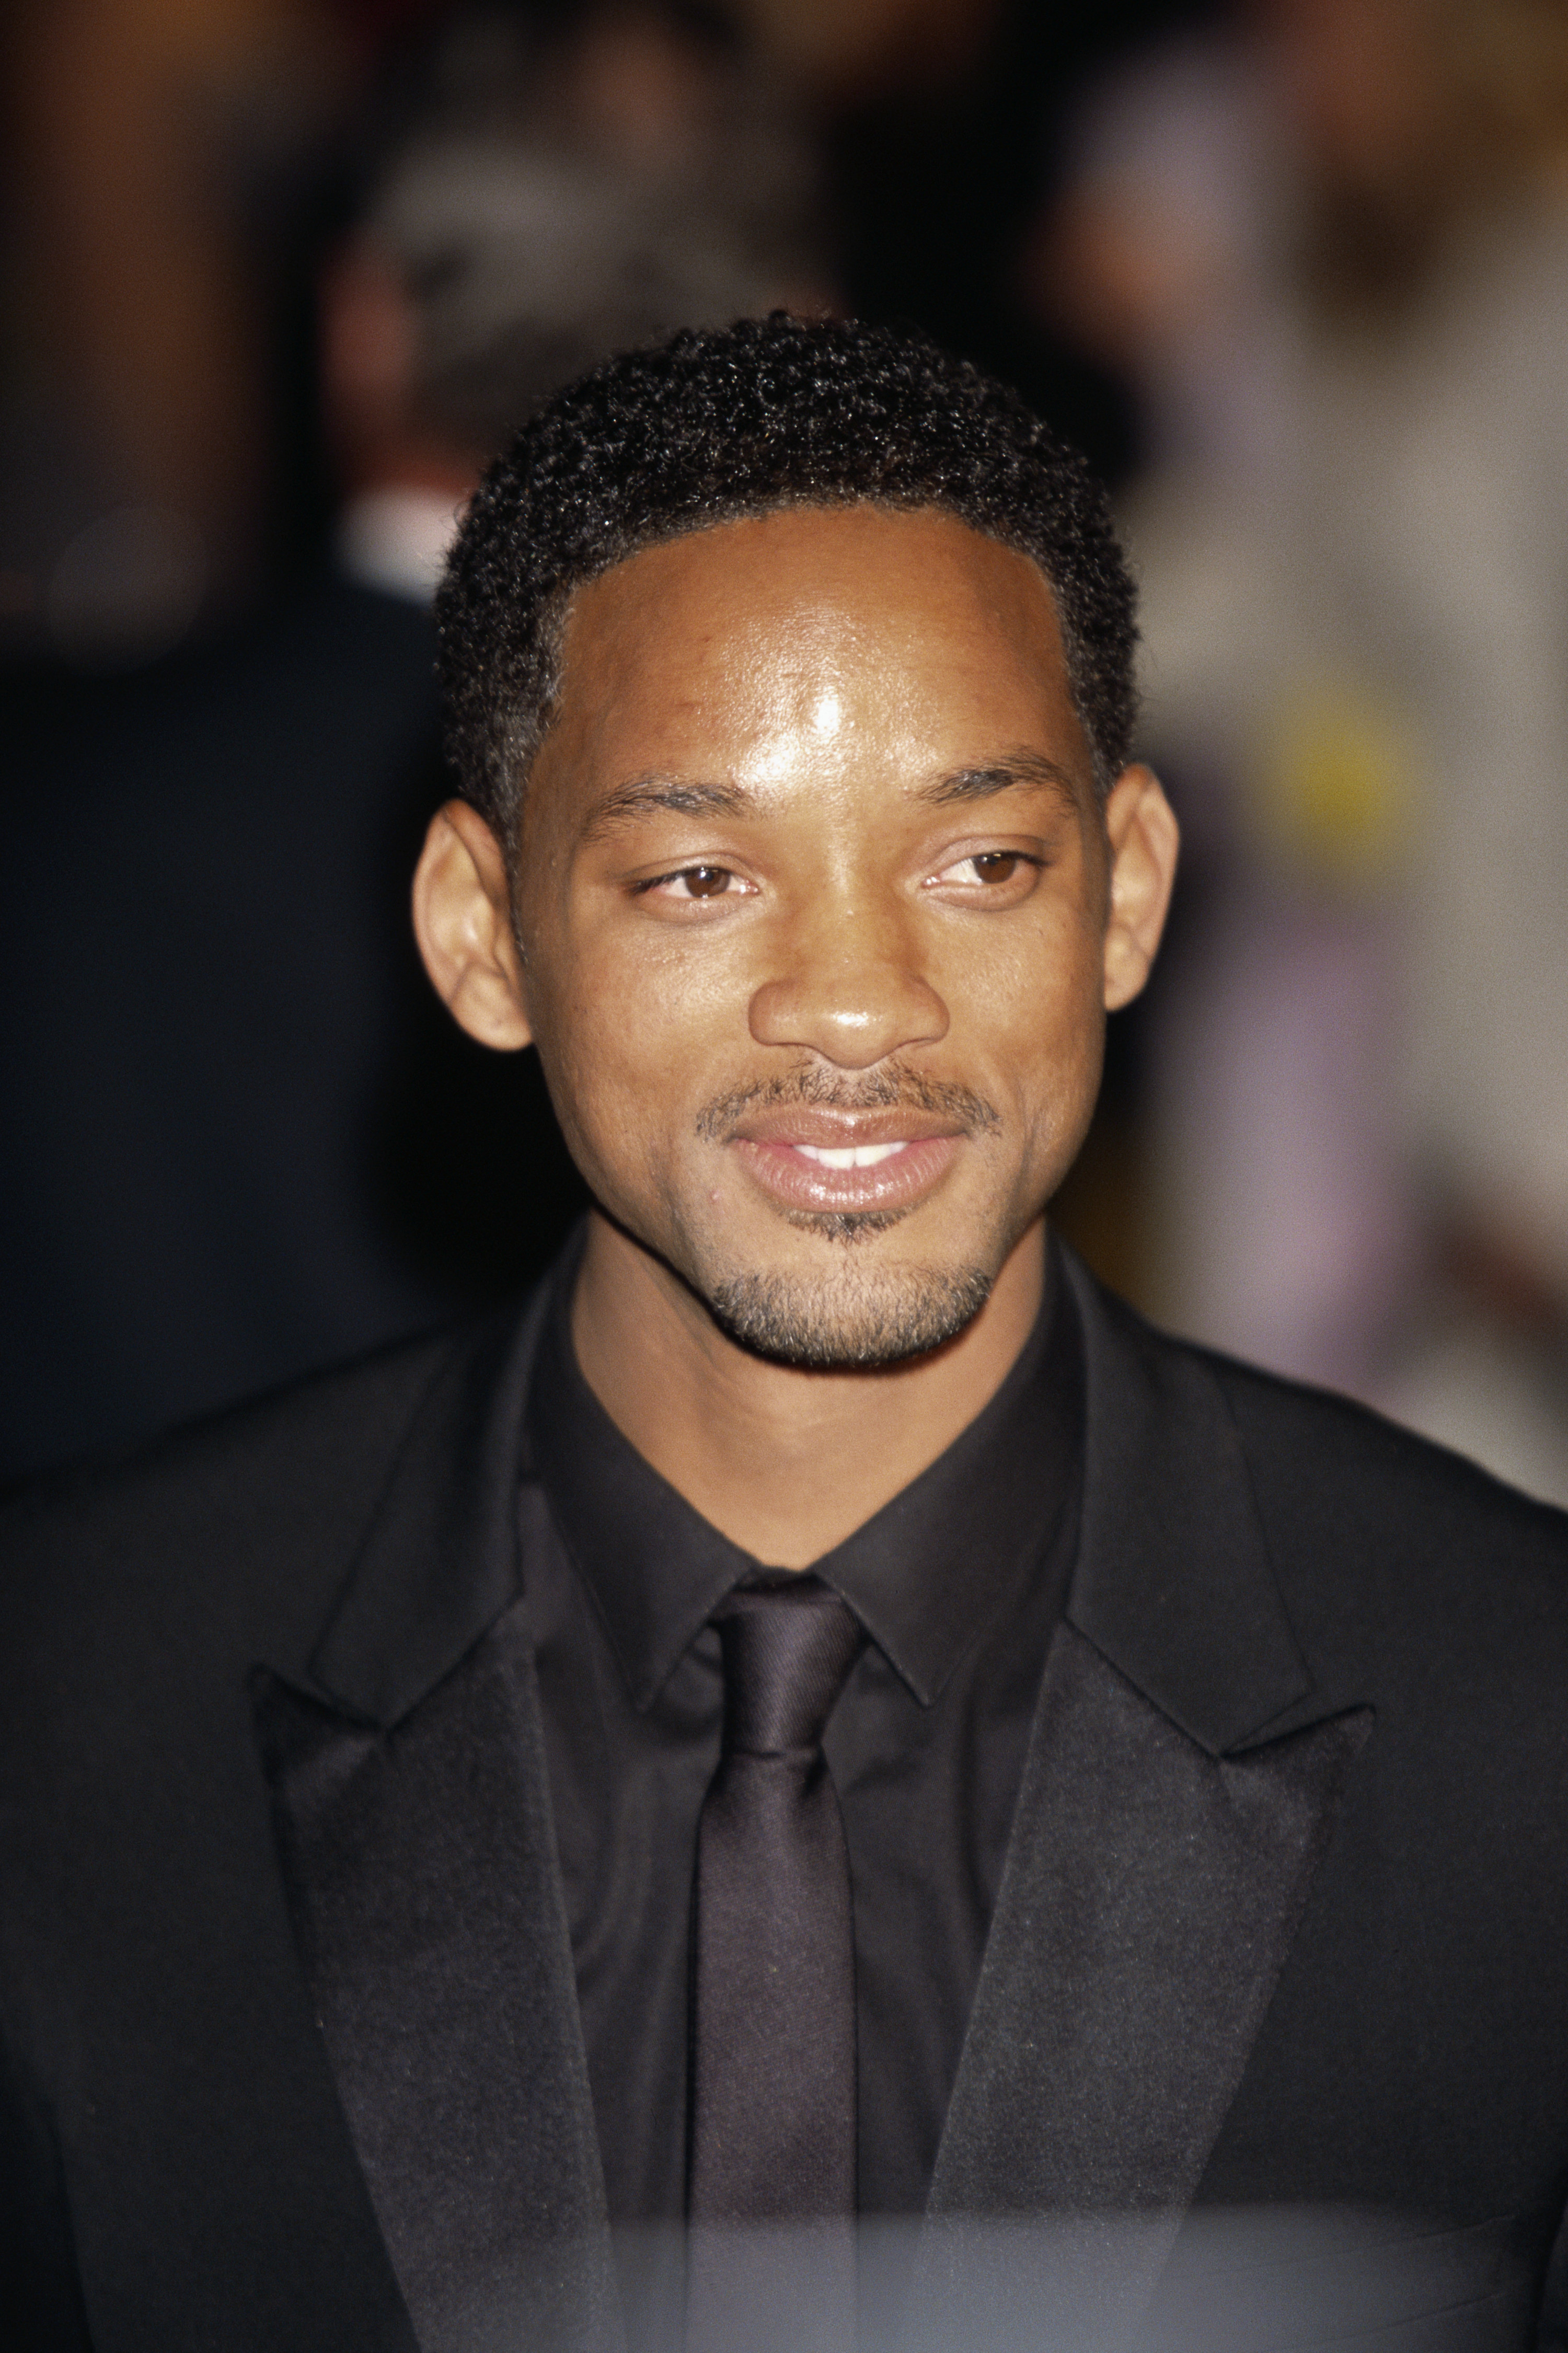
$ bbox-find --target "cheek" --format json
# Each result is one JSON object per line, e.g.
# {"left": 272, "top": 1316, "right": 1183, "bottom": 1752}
{"left": 526, "top": 925, "right": 733, "bottom": 1158}
{"left": 945, "top": 903, "right": 1105, "bottom": 1093}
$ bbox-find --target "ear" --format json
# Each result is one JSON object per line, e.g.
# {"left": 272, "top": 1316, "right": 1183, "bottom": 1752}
{"left": 411, "top": 800, "right": 533, "bottom": 1050}
{"left": 1101, "top": 764, "right": 1180, "bottom": 1012}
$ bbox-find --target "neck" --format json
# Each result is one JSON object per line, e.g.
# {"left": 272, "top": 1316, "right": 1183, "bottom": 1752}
{"left": 570, "top": 1212, "right": 1047, "bottom": 1567}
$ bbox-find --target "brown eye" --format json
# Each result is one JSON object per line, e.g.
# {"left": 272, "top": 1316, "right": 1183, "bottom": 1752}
{"left": 679, "top": 866, "right": 732, "bottom": 897}
{"left": 971, "top": 853, "right": 1021, "bottom": 883}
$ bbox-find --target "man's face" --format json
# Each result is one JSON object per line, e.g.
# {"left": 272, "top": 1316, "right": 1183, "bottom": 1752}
{"left": 475, "top": 503, "right": 1167, "bottom": 1366}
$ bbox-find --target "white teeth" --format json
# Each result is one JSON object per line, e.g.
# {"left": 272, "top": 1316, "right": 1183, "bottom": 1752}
{"left": 795, "top": 1140, "right": 912, "bottom": 1169}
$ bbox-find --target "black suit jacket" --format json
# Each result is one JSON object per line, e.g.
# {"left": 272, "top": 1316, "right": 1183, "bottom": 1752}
{"left": 3, "top": 1252, "right": 1568, "bottom": 2351}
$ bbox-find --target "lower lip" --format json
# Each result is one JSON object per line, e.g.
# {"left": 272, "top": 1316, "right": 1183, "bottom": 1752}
{"left": 731, "top": 1135, "right": 963, "bottom": 1216}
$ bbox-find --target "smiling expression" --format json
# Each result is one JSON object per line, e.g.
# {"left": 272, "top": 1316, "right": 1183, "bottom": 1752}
{"left": 495, "top": 500, "right": 1156, "bottom": 1365}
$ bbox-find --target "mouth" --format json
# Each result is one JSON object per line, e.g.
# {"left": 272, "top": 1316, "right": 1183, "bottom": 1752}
{"left": 728, "top": 1110, "right": 967, "bottom": 1217}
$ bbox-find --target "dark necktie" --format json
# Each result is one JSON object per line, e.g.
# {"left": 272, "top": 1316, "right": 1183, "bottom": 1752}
{"left": 686, "top": 1574, "right": 865, "bottom": 2353}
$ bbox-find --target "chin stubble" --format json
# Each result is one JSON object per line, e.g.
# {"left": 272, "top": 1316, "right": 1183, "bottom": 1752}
{"left": 706, "top": 1258, "right": 998, "bottom": 1369}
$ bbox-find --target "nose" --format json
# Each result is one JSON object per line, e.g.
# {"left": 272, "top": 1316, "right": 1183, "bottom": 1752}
{"left": 747, "top": 899, "right": 949, "bottom": 1069}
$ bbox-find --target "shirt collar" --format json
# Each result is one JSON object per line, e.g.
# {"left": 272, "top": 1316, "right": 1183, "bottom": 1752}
{"left": 526, "top": 1237, "right": 1083, "bottom": 1713}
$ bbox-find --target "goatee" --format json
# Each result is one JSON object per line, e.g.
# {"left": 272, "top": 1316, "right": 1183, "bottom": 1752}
{"left": 707, "top": 1260, "right": 995, "bottom": 1369}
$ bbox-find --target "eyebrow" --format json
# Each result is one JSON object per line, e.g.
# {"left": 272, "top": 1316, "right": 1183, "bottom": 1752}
{"left": 581, "top": 778, "right": 752, "bottom": 840}
{"left": 580, "top": 750, "right": 1081, "bottom": 840}
{"left": 918, "top": 751, "right": 1081, "bottom": 810}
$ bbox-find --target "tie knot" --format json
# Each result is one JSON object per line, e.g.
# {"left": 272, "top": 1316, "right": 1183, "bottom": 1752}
{"left": 713, "top": 1577, "right": 864, "bottom": 1756}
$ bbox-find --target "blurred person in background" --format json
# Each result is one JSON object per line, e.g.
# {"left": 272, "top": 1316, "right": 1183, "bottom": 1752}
{"left": 1034, "top": 0, "right": 1568, "bottom": 1502}
{"left": 1, "top": 0, "right": 346, "bottom": 660}
{"left": 0, "top": 2, "right": 832, "bottom": 1484}
{"left": 0, "top": 0, "right": 1190, "bottom": 658}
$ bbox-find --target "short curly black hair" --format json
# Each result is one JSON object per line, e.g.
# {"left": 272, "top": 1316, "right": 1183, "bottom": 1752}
{"left": 435, "top": 313, "right": 1138, "bottom": 847}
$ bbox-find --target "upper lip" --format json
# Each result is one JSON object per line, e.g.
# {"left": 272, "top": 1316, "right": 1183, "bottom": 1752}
{"left": 729, "top": 1106, "right": 966, "bottom": 1149}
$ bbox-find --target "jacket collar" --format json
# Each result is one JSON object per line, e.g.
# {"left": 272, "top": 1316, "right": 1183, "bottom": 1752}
{"left": 1060, "top": 1250, "right": 1314, "bottom": 1755}
{"left": 293, "top": 1239, "right": 1315, "bottom": 1756}
{"left": 303, "top": 1281, "right": 551, "bottom": 1728}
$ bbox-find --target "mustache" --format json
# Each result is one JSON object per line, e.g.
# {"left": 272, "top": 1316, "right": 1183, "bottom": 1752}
{"left": 694, "top": 1064, "right": 1002, "bottom": 1143}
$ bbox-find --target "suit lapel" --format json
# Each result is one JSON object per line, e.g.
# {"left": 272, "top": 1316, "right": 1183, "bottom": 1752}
{"left": 253, "top": 1284, "right": 622, "bottom": 2353}
{"left": 911, "top": 1257, "right": 1371, "bottom": 2353}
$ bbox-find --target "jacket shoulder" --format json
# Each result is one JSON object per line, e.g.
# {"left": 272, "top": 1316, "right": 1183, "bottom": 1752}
{"left": 0, "top": 1314, "right": 514, "bottom": 1697}
{"left": 1079, "top": 1279, "right": 1568, "bottom": 1740}
{"left": 1163, "top": 1319, "right": 1568, "bottom": 1679}
{"left": 1085, "top": 1267, "right": 1568, "bottom": 1545}
{"left": 1205, "top": 1335, "right": 1568, "bottom": 1552}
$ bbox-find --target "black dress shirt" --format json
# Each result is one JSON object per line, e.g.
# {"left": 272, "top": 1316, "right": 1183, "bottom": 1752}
{"left": 520, "top": 1237, "right": 1083, "bottom": 2337}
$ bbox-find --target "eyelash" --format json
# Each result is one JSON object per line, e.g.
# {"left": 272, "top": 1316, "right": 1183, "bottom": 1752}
{"left": 937, "top": 851, "right": 1039, "bottom": 886}
{"left": 634, "top": 864, "right": 745, "bottom": 901}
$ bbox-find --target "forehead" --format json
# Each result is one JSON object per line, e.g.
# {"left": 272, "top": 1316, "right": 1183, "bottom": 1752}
{"left": 540, "top": 502, "right": 1086, "bottom": 781}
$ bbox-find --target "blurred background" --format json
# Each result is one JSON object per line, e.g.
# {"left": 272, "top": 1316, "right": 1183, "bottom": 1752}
{"left": 2, "top": 0, "right": 1566, "bottom": 1502}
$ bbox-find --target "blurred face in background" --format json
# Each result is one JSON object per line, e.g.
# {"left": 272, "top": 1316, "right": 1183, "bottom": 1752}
{"left": 418, "top": 502, "right": 1177, "bottom": 1368}
{"left": 1261, "top": 0, "right": 1442, "bottom": 195}
{"left": 1259, "top": 0, "right": 1568, "bottom": 214}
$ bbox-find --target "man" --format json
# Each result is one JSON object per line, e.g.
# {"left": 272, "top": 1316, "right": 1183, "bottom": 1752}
{"left": 3, "top": 315, "right": 1567, "bottom": 2353}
